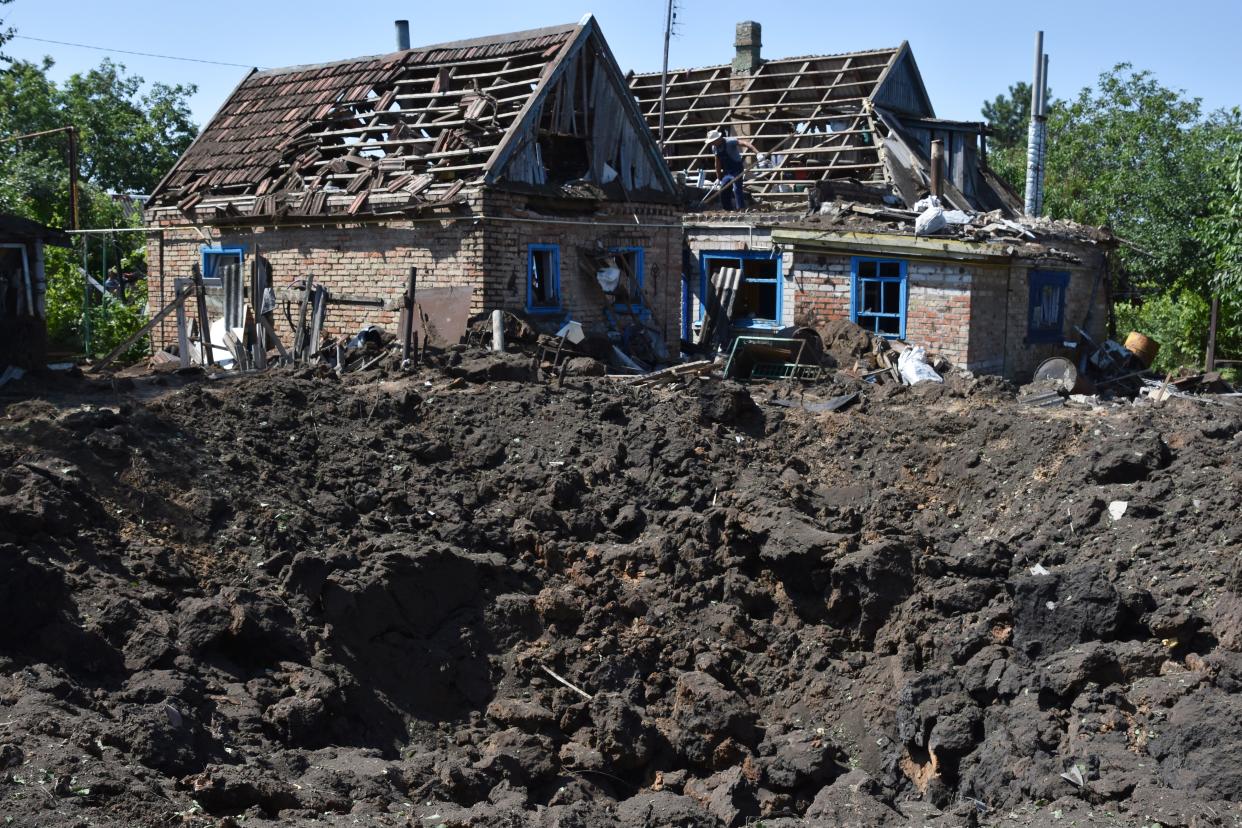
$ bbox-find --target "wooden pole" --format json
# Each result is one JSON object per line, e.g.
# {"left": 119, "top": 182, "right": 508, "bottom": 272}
{"left": 192, "top": 264, "right": 214, "bottom": 366}
{"left": 1206, "top": 294, "right": 1220, "bottom": 372}
{"left": 295, "top": 274, "right": 314, "bottom": 362}
{"left": 401, "top": 266, "right": 417, "bottom": 363}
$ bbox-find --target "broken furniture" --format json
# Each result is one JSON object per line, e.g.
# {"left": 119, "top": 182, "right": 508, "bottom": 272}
{"left": 724, "top": 336, "right": 823, "bottom": 382}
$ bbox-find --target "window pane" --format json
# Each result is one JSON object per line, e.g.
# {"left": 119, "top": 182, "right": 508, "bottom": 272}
{"left": 857, "top": 260, "right": 877, "bottom": 279}
{"left": 877, "top": 315, "right": 900, "bottom": 335}
{"left": 879, "top": 261, "right": 901, "bottom": 278}
{"left": 862, "top": 281, "right": 881, "bottom": 313}
{"left": 882, "top": 281, "right": 900, "bottom": 313}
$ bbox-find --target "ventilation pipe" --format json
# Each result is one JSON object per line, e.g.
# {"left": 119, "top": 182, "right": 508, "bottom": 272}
{"left": 395, "top": 20, "right": 411, "bottom": 51}
{"left": 1023, "top": 32, "right": 1049, "bottom": 216}
{"left": 930, "top": 139, "right": 944, "bottom": 198}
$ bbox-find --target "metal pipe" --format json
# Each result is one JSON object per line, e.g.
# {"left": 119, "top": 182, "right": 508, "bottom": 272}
{"left": 657, "top": 0, "right": 674, "bottom": 152}
{"left": 1023, "top": 31, "right": 1045, "bottom": 216}
{"left": 930, "top": 139, "right": 944, "bottom": 197}
{"left": 491, "top": 309, "right": 505, "bottom": 352}
{"left": 395, "top": 20, "right": 410, "bottom": 51}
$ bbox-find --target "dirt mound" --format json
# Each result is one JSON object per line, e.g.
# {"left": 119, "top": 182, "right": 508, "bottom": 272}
{"left": 1, "top": 362, "right": 1241, "bottom": 826}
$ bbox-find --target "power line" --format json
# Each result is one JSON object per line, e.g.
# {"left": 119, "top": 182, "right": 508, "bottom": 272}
{"left": 12, "top": 34, "right": 264, "bottom": 70}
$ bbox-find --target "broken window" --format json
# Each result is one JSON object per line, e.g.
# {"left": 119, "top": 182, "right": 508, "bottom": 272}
{"left": 1027, "top": 270, "right": 1069, "bottom": 344}
{"left": 700, "top": 252, "right": 782, "bottom": 328}
{"left": 201, "top": 247, "right": 244, "bottom": 280}
{"left": 852, "top": 258, "right": 906, "bottom": 338}
{"left": 527, "top": 244, "right": 561, "bottom": 313}
{"left": 608, "top": 247, "right": 644, "bottom": 313}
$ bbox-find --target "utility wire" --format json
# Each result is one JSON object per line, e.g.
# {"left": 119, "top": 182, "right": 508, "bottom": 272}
{"left": 12, "top": 34, "right": 264, "bottom": 69}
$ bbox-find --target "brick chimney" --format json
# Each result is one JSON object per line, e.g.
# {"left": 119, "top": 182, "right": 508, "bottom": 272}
{"left": 733, "top": 21, "right": 762, "bottom": 74}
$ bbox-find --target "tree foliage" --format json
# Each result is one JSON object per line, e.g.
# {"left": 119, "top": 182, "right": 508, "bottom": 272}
{"left": 982, "top": 81, "right": 1038, "bottom": 149}
{"left": 0, "top": 0, "right": 13, "bottom": 62}
{"left": 982, "top": 65, "right": 1242, "bottom": 363}
{"left": 1195, "top": 108, "right": 1242, "bottom": 294}
{"left": 0, "top": 48, "right": 197, "bottom": 357}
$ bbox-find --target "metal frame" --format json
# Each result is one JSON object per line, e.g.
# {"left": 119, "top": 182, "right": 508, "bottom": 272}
{"left": 724, "top": 335, "right": 822, "bottom": 382}
{"left": 850, "top": 256, "right": 907, "bottom": 339}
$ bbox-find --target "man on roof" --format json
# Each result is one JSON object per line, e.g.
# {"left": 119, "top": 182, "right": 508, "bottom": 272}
{"left": 707, "top": 130, "right": 760, "bottom": 211}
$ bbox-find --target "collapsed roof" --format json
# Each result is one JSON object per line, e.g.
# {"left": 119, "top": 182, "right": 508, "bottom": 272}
{"left": 628, "top": 39, "right": 1020, "bottom": 215}
{"left": 150, "top": 16, "right": 676, "bottom": 220}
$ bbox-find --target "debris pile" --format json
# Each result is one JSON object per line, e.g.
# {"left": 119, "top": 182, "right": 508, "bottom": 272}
{"left": 2, "top": 362, "right": 1241, "bottom": 826}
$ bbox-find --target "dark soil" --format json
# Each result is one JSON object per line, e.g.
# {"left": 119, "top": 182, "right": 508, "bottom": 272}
{"left": 2, "top": 357, "right": 1241, "bottom": 827}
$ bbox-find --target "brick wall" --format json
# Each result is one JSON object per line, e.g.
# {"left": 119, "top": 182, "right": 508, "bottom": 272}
{"left": 1001, "top": 259, "right": 1108, "bottom": 380}
{"left": 145, "top": 191, "right": 682, "bottom": 352}
{"left": 684, "top": 224, "right": 797, "bottom": 334}
{"left": 783, "top": 248, "right": 1110, "bottom": 380}
{"left": 480, "top": 191, "right": 682, "bottom": 345}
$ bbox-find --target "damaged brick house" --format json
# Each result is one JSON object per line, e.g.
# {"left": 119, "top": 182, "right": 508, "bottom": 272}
{"left": 628, "top": 22, "right": 1112, "bottom": 378}
{"left": 144, "top": 15, "right": 681, "bottom": 352}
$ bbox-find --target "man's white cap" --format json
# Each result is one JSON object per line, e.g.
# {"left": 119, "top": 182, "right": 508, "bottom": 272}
{"left": 706, "top": 129, "right": 723, "bottom": 142}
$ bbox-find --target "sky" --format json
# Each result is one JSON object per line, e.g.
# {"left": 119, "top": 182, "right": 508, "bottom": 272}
{"left": 4, "top": 0, "right": 1240, "bottom": 129}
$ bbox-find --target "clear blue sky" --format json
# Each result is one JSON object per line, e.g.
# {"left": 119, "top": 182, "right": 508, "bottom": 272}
{"left": 4, "top": 0, "right": 1240, "bottom": 128}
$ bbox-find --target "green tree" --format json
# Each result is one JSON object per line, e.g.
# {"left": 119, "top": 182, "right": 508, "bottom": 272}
{"left": 0, "top": 0, "right": 14, "bottom": 61}
{"left": 982, "top": 81, "right": 1038, "bottom": 148}
{"left": 0, "top": 51, "right": 198, "bottom": 357}
{"left": 1195, "top": 107, "right": 1242, "bottom": 295}
{"left": 983, "top": 66, "right": 1242, "bottom": 368}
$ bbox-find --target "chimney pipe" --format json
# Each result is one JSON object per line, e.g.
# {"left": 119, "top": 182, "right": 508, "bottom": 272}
{"left": 1023, "top": 31, "right": 1047, "bottom": 216}
{"left": 395, "top": 20, "right": 411, "bottom": 51}
{"left": 930, "top": 139, "right": 944, "bottom": 197}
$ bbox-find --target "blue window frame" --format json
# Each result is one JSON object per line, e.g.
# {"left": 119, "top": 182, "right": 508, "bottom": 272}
{"left": 697, "top": 250, "right": 782, "bottom": 329}
{"left": 850, "top": 257, "right": 907, "bottom": 338}
{"left": 526, "top": 244, "right": 561, "bottom": 314}
{"left": 1027, "top": 270, "right": 1070, "bottom": 343}
{"left": 201, "top": 246, "right": 244, "bottom": 278}
{"left": 608, "top": 246, "right": 645, "bottom": 314}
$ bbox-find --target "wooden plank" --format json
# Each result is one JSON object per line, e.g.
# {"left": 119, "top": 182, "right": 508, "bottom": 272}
{"left": 192, "top": 265, "right": 214, "bottom": 367}
{"left": 90, "top": 284, "right": 194, "bottom": 372}
{"left": 295, "top": 274, "right": 313, "bottom": 362}
{"left": 261, "top": 317, "right": 291, "bottom": 362}
{"left": 307, "top": 286, "right": 329, "bottom": 361}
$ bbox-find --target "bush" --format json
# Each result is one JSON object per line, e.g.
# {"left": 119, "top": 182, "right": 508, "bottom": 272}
{"left": 1114, "top": 292, "right": 1241, "bottom": 374}
{"left": 44, "top": 251, "right": 150, "bottom": 362}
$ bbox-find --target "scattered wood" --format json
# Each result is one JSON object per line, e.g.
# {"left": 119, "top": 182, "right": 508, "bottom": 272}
{"left": 628, "top": 359, "right": 717, "bottom": 387}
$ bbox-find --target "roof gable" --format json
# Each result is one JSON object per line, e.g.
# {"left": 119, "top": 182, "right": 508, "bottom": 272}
{"left": 870, "top": 44, "right": 934, "bottom": 118}
{"left": 152, "top": 20, "right": 674, "bottom": 218}
{"left": 487, "top": 19, "right": 678, "bottom": 199}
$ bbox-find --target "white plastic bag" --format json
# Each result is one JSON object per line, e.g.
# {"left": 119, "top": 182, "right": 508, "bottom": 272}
{"left": 898, "top": 346, "right": 943, "bottom": 385}
{"left": 915, "top": 206, "right": 946, "bottom": 236}
{"left": 913, "top": 195, "right": 942, "bottom": 212}
{"left": 595, "top": 266, "right": 621, "bottom": 293}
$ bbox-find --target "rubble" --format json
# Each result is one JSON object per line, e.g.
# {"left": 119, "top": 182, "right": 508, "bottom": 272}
{"left": 1, "top": 355, "right": 1241, "bottom": 826}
